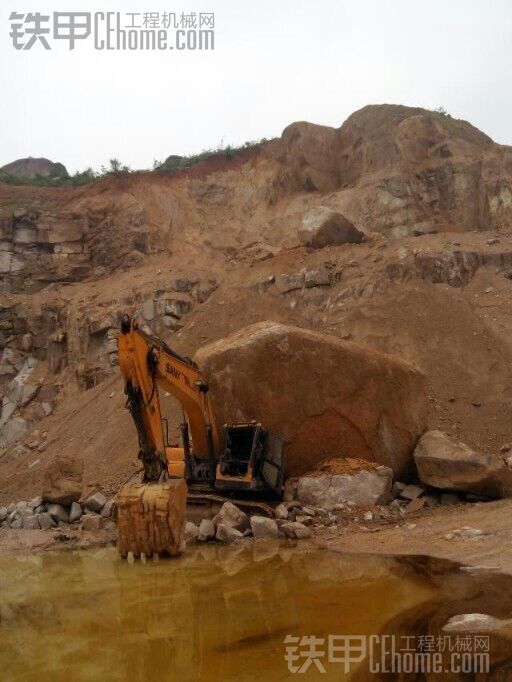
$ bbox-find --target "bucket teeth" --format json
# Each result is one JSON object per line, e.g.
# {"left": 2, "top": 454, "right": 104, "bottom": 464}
{"left": 116, "top": 479, "right": 187, "bottom": 558}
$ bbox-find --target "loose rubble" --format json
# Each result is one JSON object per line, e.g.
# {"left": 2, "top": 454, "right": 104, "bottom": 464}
{"left": 0, "top": 491, "right": 116, "bottom": 531}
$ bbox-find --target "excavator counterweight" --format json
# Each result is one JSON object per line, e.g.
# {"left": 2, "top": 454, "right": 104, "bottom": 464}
{"left": 115, "top": 315, "right": 285, "bottom": 558}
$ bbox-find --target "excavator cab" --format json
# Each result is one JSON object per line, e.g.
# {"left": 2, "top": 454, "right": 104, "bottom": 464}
{"left": 215, "top": 423, "right": 285, "bottom": 495}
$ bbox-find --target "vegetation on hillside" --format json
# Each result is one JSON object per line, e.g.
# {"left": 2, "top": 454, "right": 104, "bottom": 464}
{"left": 0, "top": 139, "right": 268, "bottom": 188}
{"left": 153, "top": 138, "right": 267, "bottom": 173}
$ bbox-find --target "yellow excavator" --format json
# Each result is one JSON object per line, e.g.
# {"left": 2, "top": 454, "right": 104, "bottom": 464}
{"left": 115, "top": 315, "right": 284, "bottom": 557}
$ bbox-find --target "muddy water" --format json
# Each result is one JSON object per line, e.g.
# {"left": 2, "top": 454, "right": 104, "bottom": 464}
{"left": 1, "top": 544, "right": 512, "bottom": 681}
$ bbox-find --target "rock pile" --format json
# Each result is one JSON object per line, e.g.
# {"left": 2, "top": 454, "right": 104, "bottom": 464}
{"left": 185, "top": 501, "right": 313, "bottom": 545}
{"left": 0, "top": 490, "right": 115, "bottom": 531}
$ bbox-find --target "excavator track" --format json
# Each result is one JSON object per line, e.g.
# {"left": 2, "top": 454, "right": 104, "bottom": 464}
{"left": 187, "top": 486, "right": 275, "bottom": 517}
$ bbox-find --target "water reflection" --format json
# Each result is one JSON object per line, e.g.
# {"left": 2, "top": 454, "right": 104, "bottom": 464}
{"left": 0, "top": 543, "right": 511, "bottom": 680}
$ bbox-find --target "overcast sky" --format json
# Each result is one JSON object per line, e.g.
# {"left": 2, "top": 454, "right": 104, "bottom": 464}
{"left": 1, "top": 0, "right": 512, "bottom": 173}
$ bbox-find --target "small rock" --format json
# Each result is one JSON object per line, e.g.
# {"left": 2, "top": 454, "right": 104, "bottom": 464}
{"left": 461, "top": 526, "right": 486, "bottom": 539}
{"left": 42, "top": 453, "right": 83, "bottom": 505}
{"left": 28, "top": 495, "right": 43, "bottom": 509}
{"left": 212, "top": 501, "right": 249, "bottom": 531}
{"left": 41, "top": 402, "right": 53, "bottom": 416}
{"left": 47, "top": 504, "right": 69, "bottom": 523}
{"left": 304, "top": 269, "right": 330, "bottom": 288}
{"left": 250, "top": 515, "right": 279, "bottom": 538}
{"left": 82, "top": 514, "right": 103, "bottom": 531}
{"left": 216, "top": 523, "right": 244, "bottom": 544}
{"left": 487, "top": 238, "right": 500, "bottom": 246}
{"left": 197, "top": 518, "right": 215, "bottom": 542}
{"left": 283, "top": 479, "right": 298, "bottom": 502}
{"left": 400, "top": 484, "right": 424, "bottom": 501}
{"left": 363, "top": 511, "right": 373, "bottom": 522}
{"left": 295, "top": 514, "right": 313, "bottom": 526}
{"left": 392, "top": 481, "right": 407, "bottom": 497}
{"left": 185, "top": 521, "right": 199, "bottom": 542}
{"left": 69, "top": 501, "right": 82, "bottom": 523}
{"left": 22, "top": 515, "right": 40, "bottom": 529}
{"left": 274, "top": 503, "right": 288, "bottom": 520}
{"left": 83, "top": 492, "right": 107, "bottom": 513}
{"left": 37, "top": 512, "right": 56, "bottom": 529}
{"left": 101, "top": 499, "right": 116, "bottom": 518}
{"left": 281, "top": 521, "right": 312, "bottom": 539}
{"left": 405, "top": 498, "right": 426, "bottom": 513}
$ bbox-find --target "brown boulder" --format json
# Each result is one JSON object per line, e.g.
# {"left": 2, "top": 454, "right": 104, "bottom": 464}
{"left": 281, "top": 121, "right": 340, "bottom": 192}
{"left": 42, "top": 454, "right": 84, "bottom": 505}
{"left": 414, "top": 430, "right": 509, "bottom": 498}
{"left": 298, "top": 207, "right": 364, "bottom": 248}
{"left": 195, "top": 322, "right": 428, "bottom": 478}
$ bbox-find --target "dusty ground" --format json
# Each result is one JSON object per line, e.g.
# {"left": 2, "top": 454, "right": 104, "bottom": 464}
{"left": 319, "top": 498, "right": 512, "bottom": 573}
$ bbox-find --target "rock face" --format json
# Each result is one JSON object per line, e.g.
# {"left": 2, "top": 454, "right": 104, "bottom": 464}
{"left": 297, "top": 466, "right": 393, "bottom": 508}
{"left": 195, "top": 322, "right": 428, "bottom": 478}
{"left": 414, "top": 430, "right": 507, "bottom": 498}
{"left": 298, "top": 207, "right": 363, "bottom": 248}
{"left": 0, "top": 157, "right": 68, "bottom": 179}
{"left": 42, "top": 454, "right": 84, "bottom": 505}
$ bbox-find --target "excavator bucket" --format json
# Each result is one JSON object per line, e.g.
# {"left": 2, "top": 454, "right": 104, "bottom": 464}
{"left": 116, "top": 479, "right": 187, "bottom": 558}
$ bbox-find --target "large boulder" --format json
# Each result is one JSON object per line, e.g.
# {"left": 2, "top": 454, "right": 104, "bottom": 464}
{"left": 281, "top": 122, "right": 340, "bottom": 192}
{"left": 297, "top": 465, "right": 393, "bottom": 509}
{"left": 42, "top": 454, "right": 84, "bottom": 505}
{"left": 195, "top": 322, "right": 428, "bottom": 478}
{"left": 298, "top": 206, "right": 363, "bottom": 248}
{"left": 414, "top": 430, "right": 508, "bottom": 498}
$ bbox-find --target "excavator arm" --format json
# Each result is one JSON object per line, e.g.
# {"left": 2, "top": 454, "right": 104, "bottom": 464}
{"left": 117, "top": 314, "right": 221, "bottom": 481}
